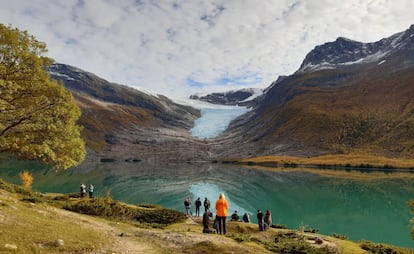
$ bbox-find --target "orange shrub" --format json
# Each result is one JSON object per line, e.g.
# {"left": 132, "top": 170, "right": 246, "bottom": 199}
{"left": 19, "top": 171, "right": 33, "bottom": 190}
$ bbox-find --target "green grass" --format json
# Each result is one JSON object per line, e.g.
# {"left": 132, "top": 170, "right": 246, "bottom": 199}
{"left": 0, "top": 189, "right": 108, "bottom": 253}
{"left": 63, "top": 197, "right": 186, "bottom": 228}
{"left": 359, "top": 240, "right": 414, "bottom": 254}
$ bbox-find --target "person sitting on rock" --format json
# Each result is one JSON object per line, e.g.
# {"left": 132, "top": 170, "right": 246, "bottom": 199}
{"left": 230, "top": 210, "right": 239, "bottom": 221}
{"left": 243, "top": 212, "right": 250, "bottom": 223}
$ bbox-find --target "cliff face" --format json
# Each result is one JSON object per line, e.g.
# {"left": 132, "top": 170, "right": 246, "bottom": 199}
{"left": 216, "top": 25, "right": 414, "bottom": 159}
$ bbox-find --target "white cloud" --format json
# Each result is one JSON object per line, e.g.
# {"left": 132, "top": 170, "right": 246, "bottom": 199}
{"left": 0, "top": 0, "right": 413, "bottom": 98}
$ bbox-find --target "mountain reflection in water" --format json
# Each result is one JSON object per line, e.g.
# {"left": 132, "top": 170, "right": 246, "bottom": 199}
{"left": 0, "top": 160, "right": 413, "bottom": 248}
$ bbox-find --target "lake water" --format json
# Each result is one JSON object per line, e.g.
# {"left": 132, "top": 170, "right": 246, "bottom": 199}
{"left": 0, "top": 159, "right": 413, "bottom": 249}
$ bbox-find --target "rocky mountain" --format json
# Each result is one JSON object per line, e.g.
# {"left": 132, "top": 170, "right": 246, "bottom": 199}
{"left": 49, "top": 64, "right": 209, "bottom": 162}
{"left": 298, "top": 24, "right": 414, "bottom": 73}
{"left": 189, "top": 88, "right": 263, "bottom": 107}
{"left": 216, "top": 24, "right": 414, "bottom": 159}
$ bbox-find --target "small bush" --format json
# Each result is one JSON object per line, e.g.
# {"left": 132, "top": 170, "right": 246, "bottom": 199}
{"left": 229, "top": 234, "right": 252, "bottom": 243}
{"left": 53, "top": 195, "right": 71, "bottom": 201}
{"left": 331, "top": 233, "right": 348, "bottom": 240}
{"left": 359, "top": 240, "right": 411, "bottom": 254}
{"left": 272, "top": 224, "right": 288, "bottom": 229}
{"left": 137, "top": 204, "right": 162, "bottom": 209}
{"left": 304, "top": 228, "right": 320, "bottom": 233}
{"left": 19, "top": 171, "right": 33, "bottom": 190}
{"left": 21, "top": 196, "right": 44, "bottom": 203}
{"left": 63, "top": 198, "right": 186, "bottom": 226}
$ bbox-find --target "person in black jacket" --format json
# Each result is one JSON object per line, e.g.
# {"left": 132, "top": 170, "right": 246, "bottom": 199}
{"left": 184, "top": 197, "right": 191, "bottom": 216}
{"left": 202, "top": 209, "right": 213, "bottom": 233}
{"left": 230, "top": 210, "right": 240, "bottom": 221}
{"left": 257, "top": 209, "right": 264, "bottom": 231}
{"left": 195, "top": 197, "right": 202, "bottom": 217}
{"left": 243, "top": 212, "right": 250, "bottom": 223}
{"left": 203, "top": 197, "right": 210, "bottom": 212}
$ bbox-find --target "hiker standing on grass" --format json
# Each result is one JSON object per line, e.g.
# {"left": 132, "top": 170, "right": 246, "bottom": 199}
{"left": 80, "top": 183, "right": 86, "bottom": 198}
{"left": 204, "top": 197, "right": 210, "bottom": 212}
{"left": 264, "top": 209, "right": 272, "bottom": 230}
{"left": 257, "top": 209, "right": 264, "bottom": 231}
{"left": 184, "top": 197, "right": 191, "bottom": 216}
{"left": 215, "top": 193, "right": 229, "bottom": 235}
{"left": 195, "top": 197, "right": 202, "bottom": 217}
{"left": 88, "top": 184, "right": 94, "bottom": 198}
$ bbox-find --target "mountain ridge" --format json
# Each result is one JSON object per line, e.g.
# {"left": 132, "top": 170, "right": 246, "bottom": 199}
{"left": 217, "top": 24, "right": 414, "bottom": 159}
{"left": 298, "top": 24, "right": 414, "bottom": 73}
{"left": 48, "top": 24, "right": 414, "bottom": 163}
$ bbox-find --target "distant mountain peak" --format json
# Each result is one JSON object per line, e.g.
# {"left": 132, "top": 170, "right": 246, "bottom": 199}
{"left": 189, "top": 88, "right": 263, "bottom": 106}
{"left": 297, "top": 24, "right": 414, "bottom": 73}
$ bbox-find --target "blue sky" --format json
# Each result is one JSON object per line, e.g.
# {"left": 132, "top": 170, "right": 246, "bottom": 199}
{"left": 1, "top": 0, "right": 413, "bottom": 98}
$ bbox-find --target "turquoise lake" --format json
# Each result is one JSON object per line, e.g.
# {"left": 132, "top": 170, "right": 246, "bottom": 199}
{"left": 0, "top": 159, "right": 413, "bottom": 249}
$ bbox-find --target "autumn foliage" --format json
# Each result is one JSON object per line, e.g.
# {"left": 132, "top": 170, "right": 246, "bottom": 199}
{"left": 19, "top": 171, "right": 33, "bottom": 190}
{"left": 0, "top": 24, "right": 85, "bottom": 169}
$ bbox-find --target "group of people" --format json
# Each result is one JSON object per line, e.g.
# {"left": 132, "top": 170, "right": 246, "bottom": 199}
{"left": 230, "top": 209, "right": 272, "bottom": 231}
{"left": 256, "top": 209, "right": 272, "bottom": 231}
{"left": 186, "top": 193, "right": 273, "bottom": 235}
{"left": 183, "top": 196, "right": 211, "bottom": 217}
{"left": 230, "top": 210, "right": 250, "bottom": 223}
{"left": 80, "top": 183, "right": 94, "bottom": 198}
{"left": 201, "top": 193, "right": 228, "bottom": 235}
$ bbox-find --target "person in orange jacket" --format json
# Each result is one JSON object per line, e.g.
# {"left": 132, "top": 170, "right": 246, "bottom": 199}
{"left": 215, "top": 193, "right": 229, "bottom": 235}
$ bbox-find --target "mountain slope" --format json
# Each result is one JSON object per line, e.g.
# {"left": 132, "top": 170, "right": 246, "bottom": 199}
{"left": 49, "top": 64, "right": 209, "bottom": 162}
{"left": 217, "top": 25, "right": 414, "bottom": 159}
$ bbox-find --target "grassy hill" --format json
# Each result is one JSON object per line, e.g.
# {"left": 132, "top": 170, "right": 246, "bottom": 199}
{"left": 218, "top": 61, "right": 414, "bottom": 160}
{"left": 0, "top": 178, "right": 412, "bottom": 254}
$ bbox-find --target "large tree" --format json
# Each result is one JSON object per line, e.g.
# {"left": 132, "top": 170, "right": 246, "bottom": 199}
{"left": 0, "top": 24, "right": 85, "bottom": 169}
